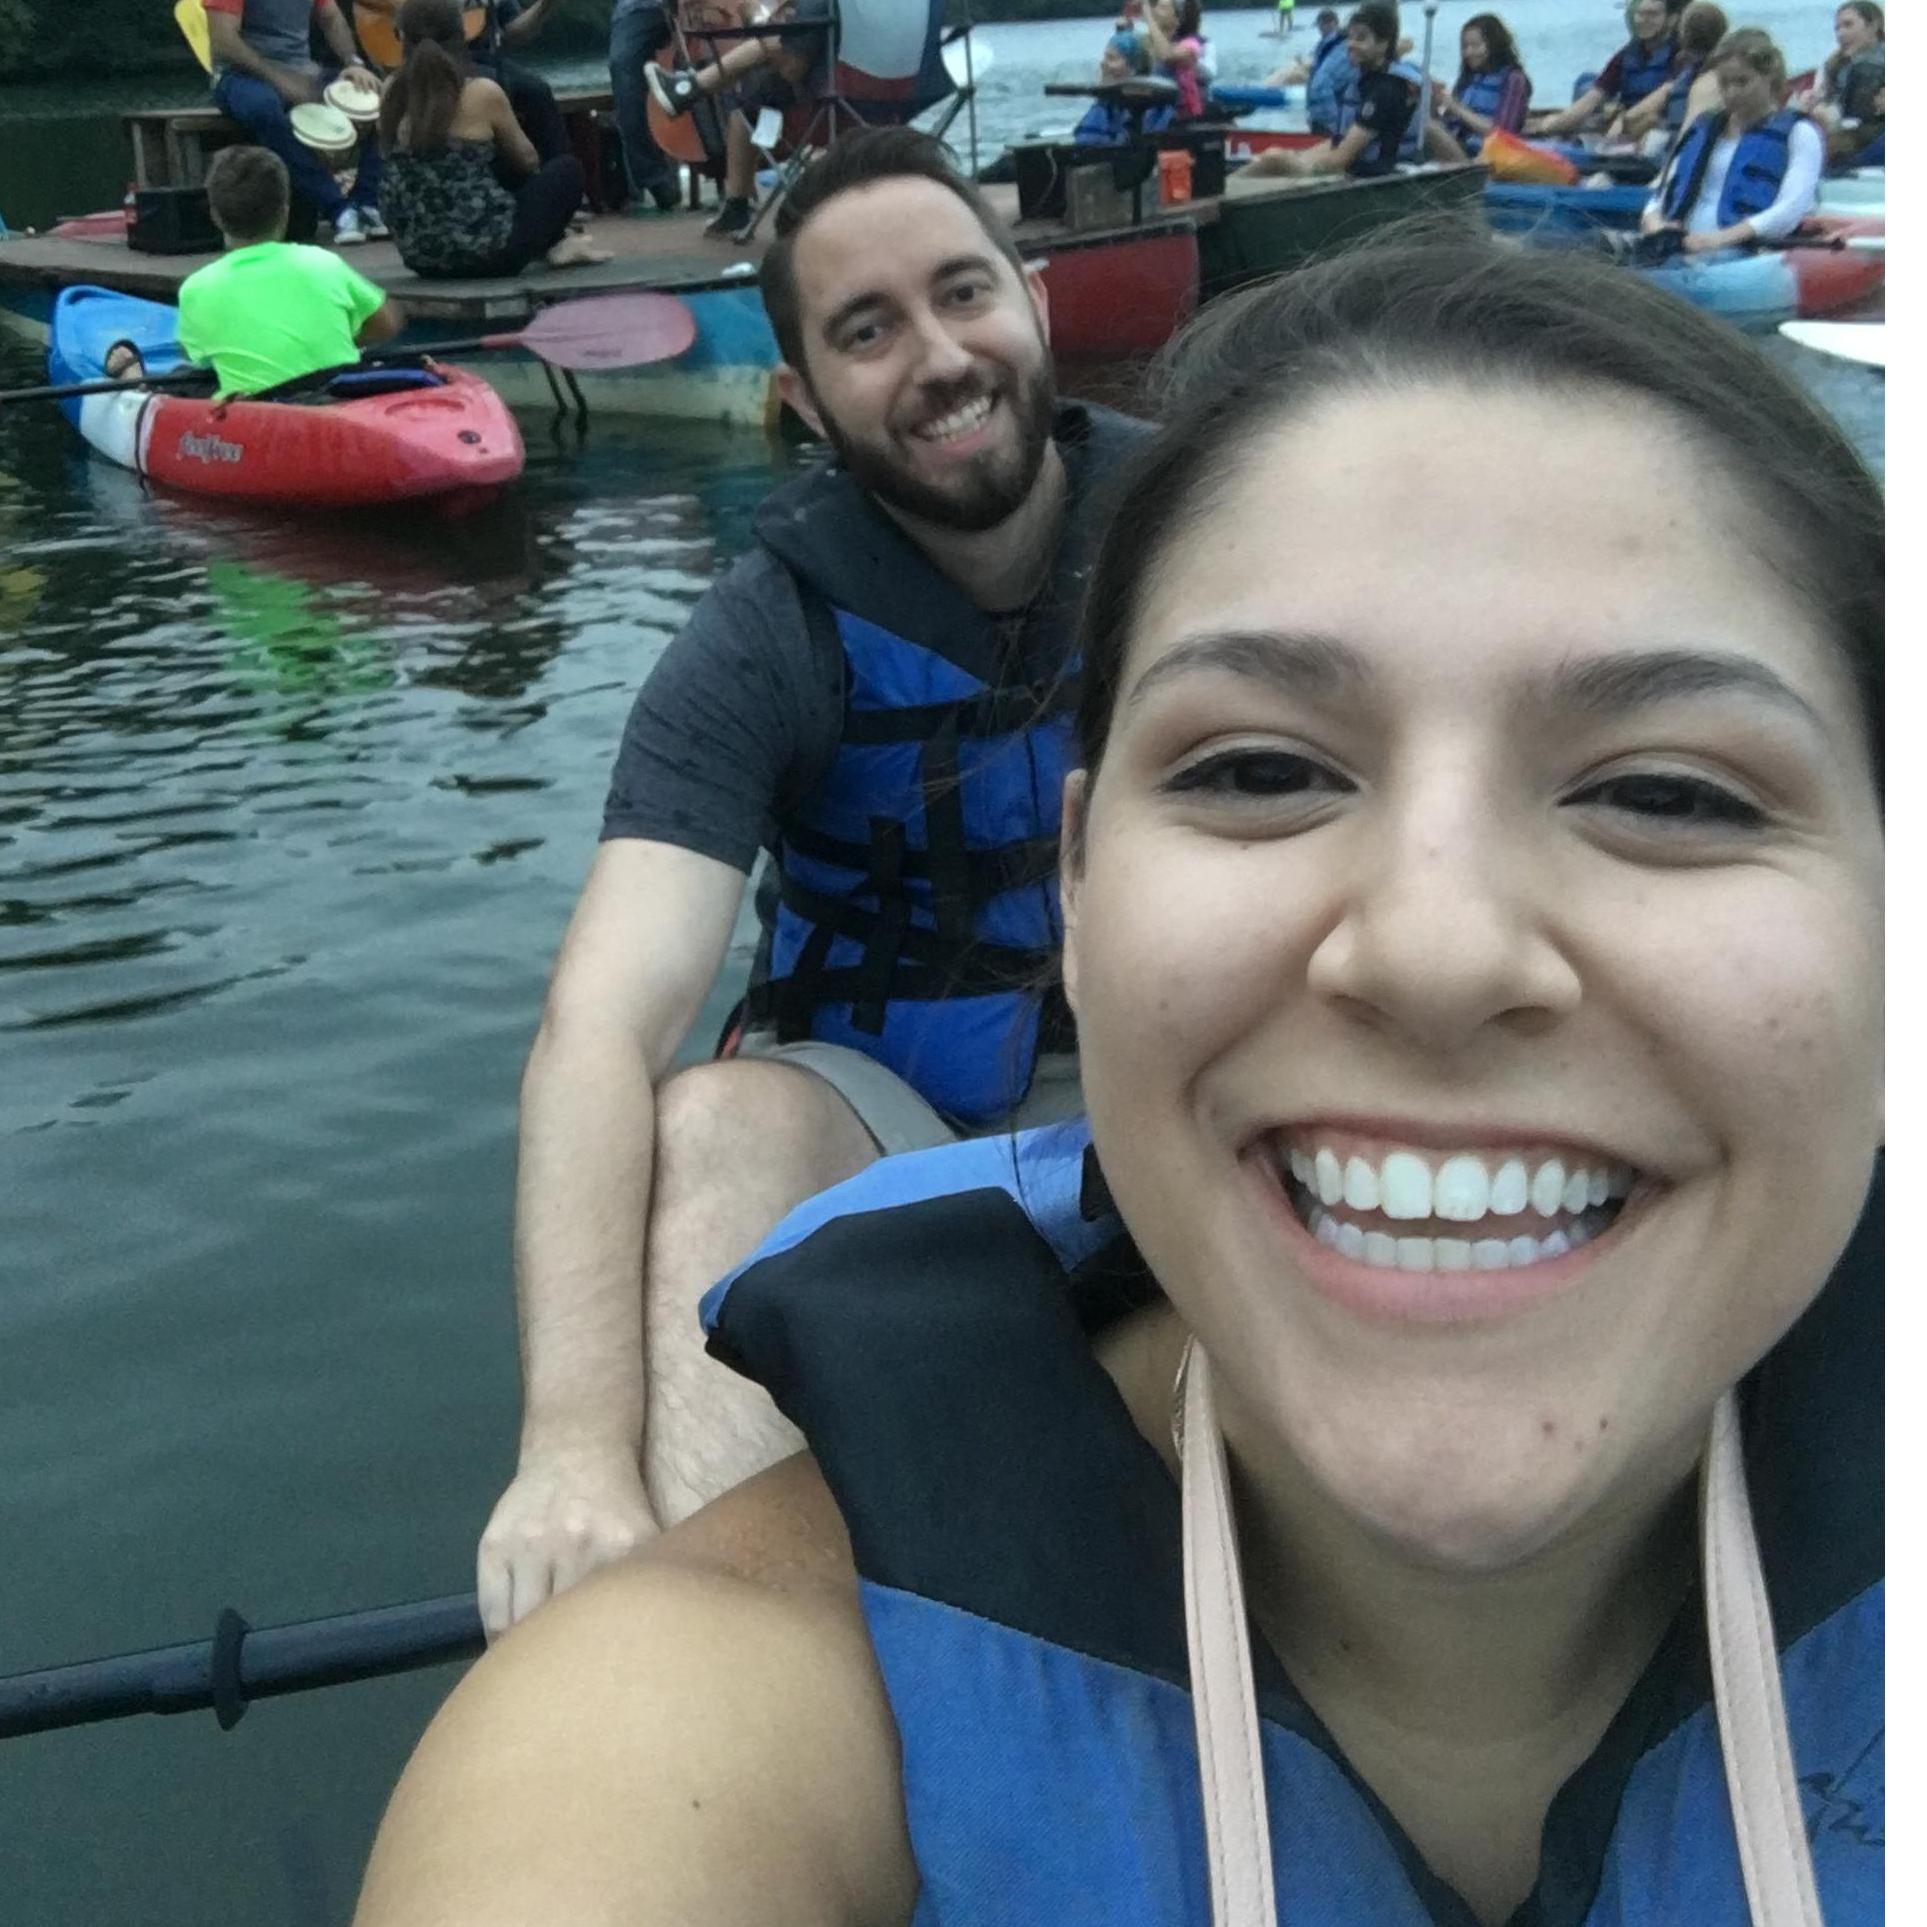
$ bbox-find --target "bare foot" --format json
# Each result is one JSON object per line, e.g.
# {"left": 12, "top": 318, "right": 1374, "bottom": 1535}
{"left": 546, "top": 233, "right": 613, "bottom": 268}
{"left": 104, "top": 341, "right": 146, "bottom": 381}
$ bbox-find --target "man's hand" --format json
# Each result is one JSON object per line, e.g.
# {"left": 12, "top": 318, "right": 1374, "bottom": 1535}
{"left": 477, "top": 1441, "right": 662, "bottom": 1639}
{"left": 273, "top": 65, "right": 324, "bottom": 104}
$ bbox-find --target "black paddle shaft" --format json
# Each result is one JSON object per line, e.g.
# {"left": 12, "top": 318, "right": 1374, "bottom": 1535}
{"left": 0, "top": 1594, "right": 483, "bottom": 1739}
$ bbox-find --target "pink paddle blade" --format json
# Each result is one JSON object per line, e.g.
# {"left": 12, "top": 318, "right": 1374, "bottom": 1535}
{"left": 517, "top": 293, "right": 699, "bottom": 370}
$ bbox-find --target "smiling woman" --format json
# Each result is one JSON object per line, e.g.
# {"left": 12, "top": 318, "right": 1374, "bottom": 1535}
{"left": 353, "top": 238, "right": 1882, "bottom": 1927}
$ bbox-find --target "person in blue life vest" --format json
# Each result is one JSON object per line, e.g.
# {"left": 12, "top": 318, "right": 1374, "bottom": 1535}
{"left": 1433, "top": 12, "right": 1531, "bottom": 157}
{"left": 1265, "top": 6, "right": 1346, "bottom": 132}
{"left": 355, "top": 236, "right": 1883, "bottom": 1927}
{"left": 1616, "top": 1, "right": 1727, "bottom": 150}
{"left": 1530, "top": 0, "right": 1683, "bottom": 139}
{"left": 1795, "top": 1, "right": 1884, "bottom": 169}
{"left": 1237, "top": 3, "right": 1429, "bottom": 179}
{"left": 1641, "top": 30, "right": 1823, "bottom": 257}
{"left": 468, "top": 127, "right": 1148, "bottom": 1641}
{"left": 1073, "top": 32, "right": 1177, "bottom": 145}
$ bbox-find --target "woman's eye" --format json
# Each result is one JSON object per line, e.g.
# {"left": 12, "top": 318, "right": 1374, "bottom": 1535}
{"left": 1566, "top": 771, "right": 1766, "bottom": 829}
{"left": 1165, "top": 749, "right": 1350, "bottom": 801}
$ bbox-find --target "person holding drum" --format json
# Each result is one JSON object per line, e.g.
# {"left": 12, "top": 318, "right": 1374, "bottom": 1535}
{"left": 204, "top": 0, "right": 388, "bottom": 246}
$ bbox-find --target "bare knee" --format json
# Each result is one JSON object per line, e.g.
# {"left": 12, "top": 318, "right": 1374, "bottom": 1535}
{"left": 649, "top": 1057, "right": 875, "bottom": 1275}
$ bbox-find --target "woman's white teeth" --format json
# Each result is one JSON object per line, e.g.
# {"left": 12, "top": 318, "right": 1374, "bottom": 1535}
{"left": 1308, "top": 1206, "right": 1600, "bottom": 1272}
{"left": 917, "top": 395, "right": 992, "bottom": 441}
{"left": 1280, "top": 1139, "right": 1635, "bottom": 1228}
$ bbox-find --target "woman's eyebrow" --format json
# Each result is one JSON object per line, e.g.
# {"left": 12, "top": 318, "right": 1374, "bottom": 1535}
{"left": 1546, "top": 649, "right": 1827, "bottom": 732}
{"left": 1122, "top": 629, "right": 1371, "bottom": 710}
{"left": 1122, "top": 633, "right": 1829, "bottom": 734}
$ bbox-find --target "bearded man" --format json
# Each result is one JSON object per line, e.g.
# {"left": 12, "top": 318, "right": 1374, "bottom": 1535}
{"left": 477, "top": 128, "right": 1147, "bottom": 1636}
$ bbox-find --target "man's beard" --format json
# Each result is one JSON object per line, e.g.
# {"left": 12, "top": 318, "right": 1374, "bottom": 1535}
{"left": 810, "top": 350, "right": 1058, "bottom": 534}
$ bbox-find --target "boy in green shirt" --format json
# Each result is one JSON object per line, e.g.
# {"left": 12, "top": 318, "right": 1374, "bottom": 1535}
{"left": 112, "top": 147, "right": 404, "bottom": 396}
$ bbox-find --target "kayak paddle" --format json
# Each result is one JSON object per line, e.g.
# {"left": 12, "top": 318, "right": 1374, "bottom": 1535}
{"left": 374, "top": 290, "right": 699, "bottom": 371}
{"left": 0, "top": 291, "right": 699, "bottom": 407}
{"left": 0, "top": 1592, "right": 484, "bottom": 1738}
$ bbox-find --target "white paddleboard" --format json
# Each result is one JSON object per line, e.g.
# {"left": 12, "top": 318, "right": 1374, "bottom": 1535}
{"left": 1778, "top": 320, "right": 1886, "bottom": 369}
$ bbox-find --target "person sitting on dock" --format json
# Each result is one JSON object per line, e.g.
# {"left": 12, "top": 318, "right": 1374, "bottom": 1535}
{"left": 464, "top": 0, "right": 571, "bottom": 164}
{"left": 1237, "top": 3, "right": 1421, "bottom": 179}
{"left": 1615, "top": 2, "right": 1726, "bottom": 149}
{"left": 1434, "top": 13, "right": 1531, "bottom": 157}
{"left": 468, "top": 126, "right": 1148, "bottom": 1637}
{"left": 1638, "top": 29, "right": 1823, "bottom": 257}
{"left": 608, "top": 0, "right": 686, "bottom": 213}
{"left": 1073, "top": 33, "right": 1177, "bottom": 145}
{"left": 114, "top": 146, "right": 404, "bottom": 394}
{"left": 376, "top": 0, "right": 610, "bottom": 278}
{"left": 204, "top": 0, "right": 387, "bottom": 246}
{"left": 1528, "top": 0, "right": 1683, "bottom": 141}
{"left": 643, "top": 1, "right": 835, "bottom": 241}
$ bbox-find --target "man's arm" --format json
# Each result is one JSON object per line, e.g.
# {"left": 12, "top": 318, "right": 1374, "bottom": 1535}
{"left": 1529, "top": 82, "right": 1605, "bottom": 138}
{"left": 205, "top": 8, "right": 321, "bottom": 103}
{"left": 315, "top": 0, "right": 379, "bottom": 88}
{"left": 476, "top": 839, "right": 746, "bottom": 1637}
{"left": 356, "top": 297, "right": 405, "bottom": 345}
{"left": 499, "top": 0, "right": 561, "bottom": 48}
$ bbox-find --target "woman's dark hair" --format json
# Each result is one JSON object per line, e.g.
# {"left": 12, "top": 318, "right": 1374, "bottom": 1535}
{"left": 1073, "top": 232, "right": 1882, "bottom": 798}
{"left": 377, "top": 0, "right": 472, "bottom": 156}
{"left": 1676, "top": 2, "right": 1728, "bottom": 62}
{"left": 1349, "top": 2, "right": 1399, "bottom": 50}
{"left": 1461, "top": 13, "right": 1522, "bottom": 74}
{"left": 1172, "top": 0, "right": 1204, "bottom": 40}
{"left": 1823, "top": 2, "right": 1883, "bottom": 90}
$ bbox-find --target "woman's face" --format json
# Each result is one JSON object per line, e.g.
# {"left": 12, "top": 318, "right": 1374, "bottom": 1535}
{"left": 1631, "top": 0, "right": 1671, "bottom": 43}
{"left": 1152, "top": 0, "right": 1178, "bottom": 34}
{"left": 1062, "top": 381, "right": 1882, "bottom": 1573}
{"left": 1461, "top": 25, "right": 1490, "bottom": 70}
{"left": 1836, "top": 6, "right": 1877, "bottom": 56}
{"left": 1717, "top": 55, "right": 1778, "bottom": 123}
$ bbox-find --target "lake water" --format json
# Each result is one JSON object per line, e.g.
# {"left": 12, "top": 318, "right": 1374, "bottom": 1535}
{"left": 0, "top": 10, "right": 1881, "bottom": 1924}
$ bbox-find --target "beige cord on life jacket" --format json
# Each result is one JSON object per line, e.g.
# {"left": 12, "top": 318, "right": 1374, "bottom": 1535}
{"left": 1174, "top": 1342, "right": 1826, "bottom": 1927}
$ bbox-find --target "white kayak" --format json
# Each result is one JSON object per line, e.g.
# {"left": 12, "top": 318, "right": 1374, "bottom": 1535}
{"left": 1778, "top": 320, "right": 1887, "bottom": 369}
{"left": 1817, "top": 169, "right": 1884, "bottom": 217}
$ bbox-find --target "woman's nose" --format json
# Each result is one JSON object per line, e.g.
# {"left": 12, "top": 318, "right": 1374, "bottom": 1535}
{"left": 1305, "top": 800, "right": 1582, "bottom": 1054}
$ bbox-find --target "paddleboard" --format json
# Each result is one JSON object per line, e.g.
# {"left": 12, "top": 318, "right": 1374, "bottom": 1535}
{"left": 1778, "top": 320, "right": 1886, "bottom": 369}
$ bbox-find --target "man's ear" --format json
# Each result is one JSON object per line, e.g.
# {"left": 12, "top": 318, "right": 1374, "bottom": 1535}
{"left": 775, "top": 363, "right": 824, "bottom": 438}
{"left": 1023, "top": 261, "right": 1051, "bottom": 349}
{"left": 1058, "top": 768, "right": 1088, "bottom": 1014}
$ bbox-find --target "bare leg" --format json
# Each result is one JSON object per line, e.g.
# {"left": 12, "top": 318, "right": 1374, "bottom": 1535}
{"left": 688, "top": 34, "right": 775, "bottom": 99}
{"left": 641, "top": 1057, "right": 880, "bottom": 1525}
{"left": 723, "top": 112, "right": 757, "bottom": 198}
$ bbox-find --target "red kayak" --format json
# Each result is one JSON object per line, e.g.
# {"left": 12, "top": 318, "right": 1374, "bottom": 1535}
{"left": 52, "top": 285, "right": 525, "bottom": 509}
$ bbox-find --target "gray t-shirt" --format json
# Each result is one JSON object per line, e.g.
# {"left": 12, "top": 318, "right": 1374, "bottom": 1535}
{"left": 212, "top": 0, "right": 326, "bottom": 74}
{"left": 600, "top": 401, "right": 1147, "bottom": 874}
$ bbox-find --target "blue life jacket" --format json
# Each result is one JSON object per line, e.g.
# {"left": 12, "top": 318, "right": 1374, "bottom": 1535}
{"left": 742, "top": 405, "right": 1145, "bottom": 1127}
{"left": 1661, "top": 108, "right": 1808, "bottom": 228}
{"left": 1610, "top": 32, "right": 1679, "bottom": 109}
{"left": 1443, "top": 62, "right": 1525, "bottom": 156}
{"left": 1073, "top": 96, "right": 1175, "bottom": 144}
{"left": 1305, "top": 32, "right": 1350, "bottom": 132}
{"left": 705, "top": 1126, "right": 1884, "bottom": 1925}
{"left": 1661, "top": 58, "right": 1701, "bottom": 128}
{"left": 1334, "top": 56, "right": 1423, "bottom": 167}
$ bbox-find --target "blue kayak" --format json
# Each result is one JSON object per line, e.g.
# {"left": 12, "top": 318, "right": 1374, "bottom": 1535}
{"left": 1484, "top": 181, "right": 1650, "bottom": 240}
